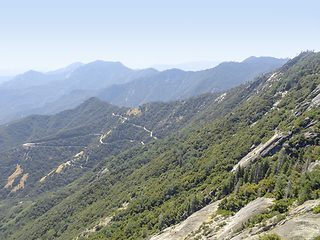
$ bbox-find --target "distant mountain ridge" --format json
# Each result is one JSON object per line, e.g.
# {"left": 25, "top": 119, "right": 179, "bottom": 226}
{"left": 0, "top": 56, "right": 287, "bottom": 125}
{"left": 0, "top": 62, "right": 84, "bottom": 89}
{"left": 0, "top": 51, "right": 319, "bottom": 240}
{"left": 0, "top": 62, "right": 158, "bottom": 124}
{"left": 97, "top": 56, "right": 288, "bottom": 107}
{"left": 151, "top": 60, "right": 221, "bottom": 71}
{"left": 45, "top": 62, "right": 84, "bottom": 75}
{"left": 0, "top": 76, "right": 14, "bottom": 84}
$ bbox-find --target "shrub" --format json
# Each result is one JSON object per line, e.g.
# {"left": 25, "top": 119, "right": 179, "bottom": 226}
{"left": 272, "top": 201, "right": 288, "bottom": 213}
{"left": 313, "top": 203, "right": 320, "bottom": 214}
{"left": 258, "top": 233, "right": 282, "bottom": 239}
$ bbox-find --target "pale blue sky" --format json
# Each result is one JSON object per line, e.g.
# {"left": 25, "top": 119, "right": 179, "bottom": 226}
{"left": 0, "top": 0, "right": 319, "bottom": 74}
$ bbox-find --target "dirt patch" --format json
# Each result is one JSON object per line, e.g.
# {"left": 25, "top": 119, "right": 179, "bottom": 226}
{"left": 176, "top": 116, "right": 184, "bottom": 122}
{"left": 74, "top": 151, "right": 84, "bottom": 157}
{"left": 11, "top": 173, "right": 28, "bottom": 192}
{"left": 4, "top": 164, "right": 23, "bottom": 188}
{"left": 127, "top": 108, "right": 141, "bottom": 116}
{"left": 39, "top": 176, "right": 46, "bottom": 182}
{"left": 56, "top": 161, "right": 71, "bottom": 173}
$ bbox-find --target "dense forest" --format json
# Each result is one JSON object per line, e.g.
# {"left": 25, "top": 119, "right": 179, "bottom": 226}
{"left": 0, "top": 51, "right": 320, "bottom": 239}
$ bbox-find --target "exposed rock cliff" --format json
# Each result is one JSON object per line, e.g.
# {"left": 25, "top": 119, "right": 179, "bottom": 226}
{"left": 150, "top": 198, "right": 320, "bottom": 240}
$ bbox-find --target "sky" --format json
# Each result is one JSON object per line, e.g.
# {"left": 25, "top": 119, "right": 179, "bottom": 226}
{"left": 0, "top": 0, "right": 319, "bottom": 75}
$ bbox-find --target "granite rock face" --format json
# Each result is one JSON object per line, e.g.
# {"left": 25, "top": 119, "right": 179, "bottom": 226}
{"left": 149, "top": 198, "right": 320, "bottom": 240}
{"left": 149, "top": 200, "right": 220, "bottom": 240}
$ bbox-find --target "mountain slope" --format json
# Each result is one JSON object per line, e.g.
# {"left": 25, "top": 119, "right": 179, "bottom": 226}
{"left": 97, "top": 57, "right": 288, "bottom": 108}
{"left": 0, "top": 89, "right": 240, "bottom": 201}
{"left": 151, "top": 60, "right": 221, "bottom": 71}
{"left": 0, "top": 57, "right": 286, "bottom": 126}
{"left": 0, "top": 52, "right": 319, "bottom": 240}
{"left": 45, "top": 62, "right": 84, "bottom": 75}
{"left": 183, "top": 56, "right": 288, "bottom": 99}
{"left": 151, "top": 197, "right": 320, "bottom": 240}
{"left": 0, "top": 62, "right": 83, "bottom": 89}
{"left": 0, "top": 62, "right": 158, "bottom": 125}
{"left": 0, "top": 76, "right": 14, "bottom": 84}
{"left": 53, "top": 61, "right": 158, "bottom": 90}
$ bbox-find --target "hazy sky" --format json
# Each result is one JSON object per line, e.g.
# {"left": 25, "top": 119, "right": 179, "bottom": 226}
{"left": 0, "top": 0, "right": 319, "bottom": 74}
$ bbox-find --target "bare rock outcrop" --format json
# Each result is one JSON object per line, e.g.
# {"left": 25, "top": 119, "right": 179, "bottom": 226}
{"left": 149, "top": 197, "right": 320, "bottom": 240}
{"left": 149, "top": 198, "right": 274, "bottom": 240}
{"left": 219, "top": 199, "right": 320, "bottom": 240}
{"left": 149, "top": 200, "right": 220, "bottom": 240}
{"left": 209, "top": 197, "right": 274, "bottom": 239}
{"left": 232, "top": 130, "right": 291, "bottom": 172}
{"left": 268, "top": 199, "right": 320, "bottom": 240}
{"left": 307, "top": 83, "right": 320, "bottom": 111}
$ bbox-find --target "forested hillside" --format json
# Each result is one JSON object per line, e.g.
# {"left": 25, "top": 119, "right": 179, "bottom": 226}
{"left": 96, "top": 56, "right": 287, "bottom": 107}
{"left": 0, "top": 51, "right": 320, "bottom": 239}
{"left": 0, "top": 57, "right": 286, "bottom": 125}
{"left": 0, "top": 61, "right": 158, "bottom": 125}
{"left": 0, "top": 83, "right": 252, "bottom": 203}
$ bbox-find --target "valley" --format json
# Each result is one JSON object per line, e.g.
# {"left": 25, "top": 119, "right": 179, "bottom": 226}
{"left": 0, "top": 51, "right": 320, "bottom": 240}
{"left": 0, "top": 57, "right": 287, "bottom": 125}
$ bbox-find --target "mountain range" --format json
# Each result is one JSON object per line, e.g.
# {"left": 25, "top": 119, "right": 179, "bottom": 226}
{"left": 0, "top": 51, "right": 320, "bottom": 239}
{"left": 151, "top": 60, "right": 221, "bottom": 71}
{"left": 0, "top": 57, "right": 287, "bottom": 125}
{"left": 0, "top": 76, "right": 14, "bottom": 84}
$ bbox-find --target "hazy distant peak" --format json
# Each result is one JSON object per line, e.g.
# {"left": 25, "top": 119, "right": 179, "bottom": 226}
{"left": 82, "top": 96, "right": 103, "bottom": 105}
{"left": 0, "top": 76, "right": 14, "bottom": 84}
{"left": 161, "top": 68, "right": 186, "bottom": 74}
{"left": 152, "top": 61, "right": 221, "bottom": 72}
{"left": 243, "top": 56, "right": 258, "bottom": 62}
{"left": 11, "top": 70, "right": 45, "bottom": 79}
{"left": 89, "top": 60, "right": 125, "bottom": 66}
{"left": 136, "top": 67, "right": 159, "bottom": 72}
{"left": 68, "top": 62, "right": 84, "bottom": 67}
{"left": 0, "top": 70, "right": 48, "bottom": 89}
{"left": 45, "top": 62, "right": 84, "bottom": 75}
{"left": 80, "top": 60, "right": 131, "bottom": 72}
{"left": 25, "top": 69, "right": 44, "bottom": 75}
{"left": 242, "top": 56, "right": 289, "bottom": 63}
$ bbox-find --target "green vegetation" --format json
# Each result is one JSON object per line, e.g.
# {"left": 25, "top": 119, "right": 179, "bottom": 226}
{"left": 313, "top": 203, "right": 320, "bottom": 214}
{"left": 258, "top": 233, "right": 282, "bottom": 240}
{"left": 0, "top": 57, "right": 286, "bottom": 127}
{"left": 0, "top": 51, "right": 319, "bottom": 239}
